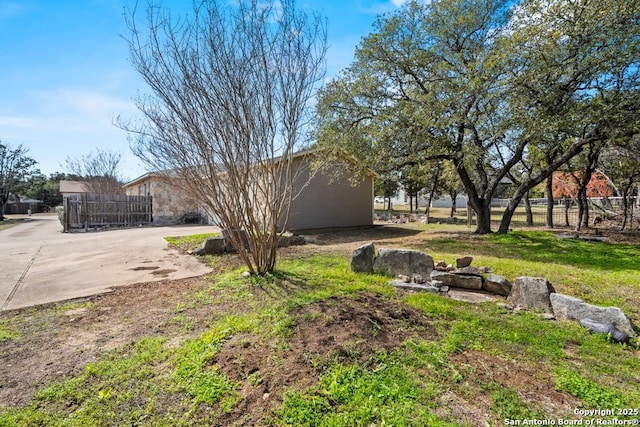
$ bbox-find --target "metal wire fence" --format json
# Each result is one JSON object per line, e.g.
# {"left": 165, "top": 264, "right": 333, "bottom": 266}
{"left": 376, "top": 197, "right": 640, "bottom": 231}
{"left": 489, "top": 197, "right": 640, "bottom": 229}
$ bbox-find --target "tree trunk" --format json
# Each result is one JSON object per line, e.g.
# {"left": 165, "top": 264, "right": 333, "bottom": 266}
{"left": 620, "top": 184, "right": 631, "bottom": 231}
{"left": 545, "top": 175, "right": 554, "bottom": 228}
{"left": 470, "top": 199, "right": 492, "bottom": 234}
{"left": 575, "top": 186, "right": 589, "bottom": 231}
{"left": 498, "top": 185, "right": 538, "bottom": 233}
{"left": 424, "top": 184, "right": 438, "bottom": 220}
{"left": 524, "top": 192, "right": 534, "bottom": 226}
{"left": 633, "top": 187, "right": 638, "bottom": 231}
{"left": 581, "top": 192, "right": 590, "bottom": 230}
{"left": 450, "top": 191, "right": 458, "bottom": 217}
{"left": 564, "top": 197, "right": 571, "bottom": 227}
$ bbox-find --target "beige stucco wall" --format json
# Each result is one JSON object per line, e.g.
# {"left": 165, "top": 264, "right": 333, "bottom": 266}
{"left": 283, "top": 159, "right": 374, "bottom": 231}
{"left": 125, "top": 156, "right": 373, "bottom": 230}
{"left": 125, "top": 176, "right": 200, "bottom": 225}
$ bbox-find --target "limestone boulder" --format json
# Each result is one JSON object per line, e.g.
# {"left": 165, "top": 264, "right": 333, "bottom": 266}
{"left": 483, "top": 274, "right": 512, "bottom": 297}
{"left": 550, "top": 293, "right": 636, "bottom": 338}
{"left": 578, "top": 318, "right": 632, "bottom": 344}
{"left": 430, "top": 270, "right": 483, "bottom": 290}
{"left": 278, "top": 234, "right": 307, "bottom": 248}
{"left": 373, "top": 249, "right": 434, "bottom": 278}
{"left": 194, "top": 237, "right": 226, "bottom": 255}
{"left": 456, "top": 256, "right": 473, "bottom": 268}
{"left": 222, "top": 229, "right": 249, "bottom": 253}
{"left": 351, "top": 242, "right": 376, "bottom": 273}
{"left": 456, "top": 266, "right": 492, "bottom": 275}
{"left": 507, "top": 277, "right": 555, "bottom": 312}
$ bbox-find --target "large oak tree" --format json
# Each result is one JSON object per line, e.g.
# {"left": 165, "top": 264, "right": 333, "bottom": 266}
{"left": 317, "top": 0, "right": 640, "bottom": 233}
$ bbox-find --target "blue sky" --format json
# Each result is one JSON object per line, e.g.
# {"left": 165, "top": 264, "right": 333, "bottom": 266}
{"left": 0, "top": 0, "right": 407, "bottom": 181}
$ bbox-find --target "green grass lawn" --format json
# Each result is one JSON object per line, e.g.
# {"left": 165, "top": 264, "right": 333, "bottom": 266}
{"left": 1, "top": 228, "right": 639, "bottom": 426}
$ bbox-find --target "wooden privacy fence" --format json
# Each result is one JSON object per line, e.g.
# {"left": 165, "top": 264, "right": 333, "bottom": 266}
{"left": 63, "top": 194, "right": 153, "bottom": 232}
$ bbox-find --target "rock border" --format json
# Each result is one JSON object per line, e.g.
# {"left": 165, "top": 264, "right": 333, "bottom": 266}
{"left": 351, "top": 242, "right": 637, "bottom": 344}
{"left": 194, "top": 232, "right": 306, "bottom": 255}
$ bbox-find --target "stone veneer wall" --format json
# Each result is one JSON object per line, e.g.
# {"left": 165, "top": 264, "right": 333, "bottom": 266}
{"left": 125, "top": 177, "right": 200, "bottom": 225}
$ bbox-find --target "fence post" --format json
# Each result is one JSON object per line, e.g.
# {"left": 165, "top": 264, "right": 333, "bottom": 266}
{"left": 63, "top": 197, "right": 69, "bottom": 233}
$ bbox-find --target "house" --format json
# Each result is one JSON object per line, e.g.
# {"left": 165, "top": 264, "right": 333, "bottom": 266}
{"left": 283, "top": 152, "right": 375, "bottom": 231}
{"left": 59, "top": 180, "right": 91, "bottom": 198}
{"left": 123, "top": 172, "right": 200, "bottom": 226}
{"left": 123, "top": 152, "right": 375, "bottom": 230}
{"left": 4, "top": 195, "right": 43, "bottom": 214}
{"left": 381, "top": 185, "right": 468, "bottom": 210}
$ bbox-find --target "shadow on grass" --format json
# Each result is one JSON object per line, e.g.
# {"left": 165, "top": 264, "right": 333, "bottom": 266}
{"left": 304, "top": 225, "right": 425, "bottom": 246}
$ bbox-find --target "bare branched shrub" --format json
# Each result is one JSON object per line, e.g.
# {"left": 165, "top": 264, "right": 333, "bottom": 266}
{"left": 120, "top": 0, "right": 327, "bottom": 274}
{"left": 65, "top": 148, "right": 125, "bottom": 195}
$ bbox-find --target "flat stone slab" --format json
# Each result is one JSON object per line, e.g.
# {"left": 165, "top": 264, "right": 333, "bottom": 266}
{"left": 388, "top": 280, "right": 441, "bottom": 293}
{"left": 431, "top": 270, "right": 483, "bottom": 290}
{"left": 447, "top": 288, "right": 505, "bottom": 304}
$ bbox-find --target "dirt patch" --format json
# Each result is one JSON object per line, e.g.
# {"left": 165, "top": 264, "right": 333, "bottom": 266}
{"left": 212, "top": 293, "right": 438, "bottom": 426}
{"left": 0, "top": 277, "right": 212, "bottom": 408}
{"left": 444, "top": 350, "right": 581, "bottom": 425}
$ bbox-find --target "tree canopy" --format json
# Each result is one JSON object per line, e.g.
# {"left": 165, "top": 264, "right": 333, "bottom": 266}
{"left": 65, "top": 148, "right": 125, "bottom": 195}
{"left": 0, "top": 142, "right": 38, "bottom": 220}
{"left": 317, "top": 0, "right": 640, "bottom": 233}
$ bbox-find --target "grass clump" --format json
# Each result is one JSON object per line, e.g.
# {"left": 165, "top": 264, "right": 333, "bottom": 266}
{"left": 0, "top": 320, "right": 19, "bottom": 343}
{"left": 24, "top": 337, "right": 174, "bottom": 426}
{"left": 276, "top": 359, "right": 455, "bottom": 427}
{"left": 165, "top": 232, "right": 220, "bottom": 252}
{"left": 172, "top": 315, "right": 255, "bottom": 409}
{"left": 492, "top": 386, "right": 545, "bottom": 421}
{"left": 555, "top": 369, "right": 626, "bottom": 408}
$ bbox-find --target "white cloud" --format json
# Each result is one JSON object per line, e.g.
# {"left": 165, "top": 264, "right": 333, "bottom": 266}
{"left": 0, "top": 2, "right": 29, "bottom": 20}
{"left": 34, "top": 89, "right": 137, "bottom": 117}
{"left": 391, "top": 0, "right": 408, "bottom": 7}
{"left": 0, "top": 115, "right": 40, "bottom": 129}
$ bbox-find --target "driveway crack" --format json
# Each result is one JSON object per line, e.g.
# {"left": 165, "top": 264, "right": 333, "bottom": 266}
{"left": 1, "top": 245, "right": 43, "bottom": 311}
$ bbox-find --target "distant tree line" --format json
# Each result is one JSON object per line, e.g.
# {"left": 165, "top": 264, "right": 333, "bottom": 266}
{"left": 0, "top": 142, "right": 125, "bottom": 220}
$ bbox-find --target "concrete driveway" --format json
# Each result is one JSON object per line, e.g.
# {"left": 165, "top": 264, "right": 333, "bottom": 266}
{"left": 0, "top": 215, "right": 217, "bottom": 311}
